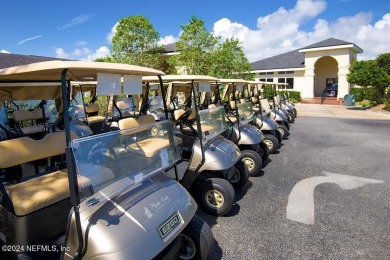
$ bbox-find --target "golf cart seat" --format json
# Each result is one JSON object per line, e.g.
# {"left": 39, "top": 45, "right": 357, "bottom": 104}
{"left": 118, "top": 116, "right": 182, "bottom": 158}
{"left": 174, "top": 109, "right": 215, "bottom": 136}
{"left": 0, "top": 131, "right": 115, "bottom": 246}
{"left": 12, "top": 109, "right": 45, "bottom": 135}
{"left": 85, "top": 103, "right": 106, "bottom": 123}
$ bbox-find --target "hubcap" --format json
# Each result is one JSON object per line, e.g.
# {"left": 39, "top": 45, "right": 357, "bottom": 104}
{"left": 264, "top": 139, "right": 273, "bottom": 150}
{"left": 179, "top": 234, "right": 196, "bottom": 260}
{"left": 205, "top": 190, "right": 224, "bottom": 209}
{"left": 230, "top": 168, "right": 241, "bottom": 183}
{"left": 242, "top": 157, "right": 255, "bottom": 171}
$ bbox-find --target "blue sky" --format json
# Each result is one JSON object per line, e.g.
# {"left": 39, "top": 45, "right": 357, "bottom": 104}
{"left": 1, "top": 0, "right": 389, "bottom": 62}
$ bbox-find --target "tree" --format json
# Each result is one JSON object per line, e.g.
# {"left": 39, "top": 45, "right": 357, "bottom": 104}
{"left": 168, "top": 16, "right": 218, "bottom": 75}
{"left": 111, "top": 15, "right": 163, "bottom": 69}
{"left": 347, "top": 59, "right": 390, "bottom": 104}
{"left": 376, "top": 53, "right": 390, "bottom": 75}
{"left": 211, "top": 37, "right": 253, "bottom": 79}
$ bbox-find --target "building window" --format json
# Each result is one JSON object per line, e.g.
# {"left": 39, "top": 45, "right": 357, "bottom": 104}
{"left": 259, "top": 72, "right": 266, "bottom": 75}
{"left": 278, "top": 71, "right": 286, "bottom": 74}
{"left": 266, "top": 78, "right": 273, "bottom": 82}
{"left": 259, "top": 79, "right": 266, "bottom": 82}
{"left": 278, "top": 78, "right": 286, "bottom": 83}
{"left": 286, "top": 78, "right": 294, "bottom": 89}
{"left": 266, "top": 72, "right": 274, "bottom": 75}
{"left": 286, "top": 71, "right": 294, "bottom": 74}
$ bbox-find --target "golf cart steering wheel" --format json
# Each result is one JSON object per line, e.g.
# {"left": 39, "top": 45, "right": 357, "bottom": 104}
{"left": 175, "top": 109, "right": 192, "bottom": 127}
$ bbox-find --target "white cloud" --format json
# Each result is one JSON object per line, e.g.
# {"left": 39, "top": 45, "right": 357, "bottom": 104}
{"left": 212, "top": 0, "right": 390, "bottom": 62}
{"left": 59, "top": 15, "right": 91, "bottom": 30}
{"left": 85, "top": 46, "right": 111, "bottom": 61}
{"left": 159, "top": 35, "right": 179, "bottom": 46}
{"left": 1, "top": 50, "right": 10, "bottom": 53}
{"left": 54, "top": 47, "right": 91, "bottom": 60}
{"left": 54, "top": 46, "right": 110, "bottom": 61}
{"left": 106, "top": 22, "right": 119, "bottom": 43}
{"left": 77, "top": 41, "right": 89, "bottom": 46}
{"left": 17, "top": 35, "right": 42, "bottom": 46}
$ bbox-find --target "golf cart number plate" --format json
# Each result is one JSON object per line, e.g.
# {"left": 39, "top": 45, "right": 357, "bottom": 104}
{"left": 158, "top": 212, "right": 180, "bottom": 239}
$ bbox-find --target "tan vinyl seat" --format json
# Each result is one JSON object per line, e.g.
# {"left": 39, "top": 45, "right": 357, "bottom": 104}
{"left": 85, "top": 103, "right": 105, "bottom": 124}
{"left": 0, "top": 131, "right": 116, "bottom": 216}
{"left": 5, "top": 171, "right": 90, "bottom": 216}
{"left": 12, "top": 109, "right": 45, "bottom": 135}
{"left": 119, "top": 115, "right": 182, "bottom": 157}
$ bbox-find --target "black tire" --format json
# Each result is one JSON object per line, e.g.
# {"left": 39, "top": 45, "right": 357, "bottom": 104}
{"left": 275, "top": 129, "right": 283, "bottom": 144}
{"left": 277, "top": 124, "right": 290, "bottom": 140}
{"left": 263, "top": 134, "right": 279, "bottom": 154}
{"left": 257, "top": 141, "right": 270, "bottom": 162}
{"left": 293, "top": 108, "right": 297, "bottom": 117}
{"left": 199, "top": 178, "right": 235, "bottom": 216}
{"left": 286, "top": 112, "right": 295, "bottom": 123}
{"left": 239, "top": 150, "right": 261, "bottom": 177}
{"left": 179, "top": 214, "right": 214, "bottom": 260}
{"left": 232, "top": 157, "right": 251, "bottom": 185}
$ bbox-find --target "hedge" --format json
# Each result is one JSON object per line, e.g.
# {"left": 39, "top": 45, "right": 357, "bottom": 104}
{"left": 350, "top": 87, "right": 377, "bottom": 102}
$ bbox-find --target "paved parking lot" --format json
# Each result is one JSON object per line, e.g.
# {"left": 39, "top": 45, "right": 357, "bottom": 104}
{"left": 202, "top": 103, "right": 390, "bottom": 260}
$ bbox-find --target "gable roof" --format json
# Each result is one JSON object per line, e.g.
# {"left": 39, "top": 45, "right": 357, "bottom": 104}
{"left": 0, "top": 53, "right": 70, "bottom": 69}
{"left": 251, "top": 49, "right": 305, "bottom": 71}
{"left": 300, "top": 38, "right": 353, "bottom": 50}
{"left": 251, "top": 38, "right": 363, "bottom": 71}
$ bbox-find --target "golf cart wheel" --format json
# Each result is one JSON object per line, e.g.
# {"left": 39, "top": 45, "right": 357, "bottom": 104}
{"left": 277, "top": 124, "right": 289, "bottom": 140}
{"left": 240, "top": 150, "right": 261, "bottom": 177}
{"left": 287, "top": 113, "right": 295, "bottom": 123}
{"left": 263, "top": 134, "right": 279, "bottom": 154}
{"left": 257, "top": 141, "right": 270, "bottom": 162}
{"left": 199, "top": 178, "right": 235, "bottom": 216}
{"left": 293, "top": 108, "right": 298, "bottom": 117}
{"left": 275, "top": 129, "right": 283, "bottom": 144}
{"left": 179, "top": 214, "right": 214, "bottom": 260}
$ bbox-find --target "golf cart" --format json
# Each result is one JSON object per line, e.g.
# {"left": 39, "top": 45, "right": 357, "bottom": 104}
{"left": 251, "top": 82, "right": 290, "bottom": 139}
{"left": 268, "top": 83, "right": 295, "bottom": 124}
{"left": 274, "top": 83, "right": 297, "bottom": 118}
{"left": 142, "top": 75, "right": 247, "bottom": 216}
{"left": 218, "top": 79, "right": 279, "bottom": 156}
{"left": 0, "top": 60, "right": 213, "bottom": 259}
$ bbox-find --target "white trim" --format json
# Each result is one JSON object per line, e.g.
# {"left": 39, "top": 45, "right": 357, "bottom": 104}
{"left": 299, "top": 44, "right": 363, "bottom": 53}
{"left": 251, "top": 68, "right": 305, "bottom": 73}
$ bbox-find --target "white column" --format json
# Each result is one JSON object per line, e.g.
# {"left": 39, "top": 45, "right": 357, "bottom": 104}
{"left": 302, "top": 67, "right": 315, "bottom": 98}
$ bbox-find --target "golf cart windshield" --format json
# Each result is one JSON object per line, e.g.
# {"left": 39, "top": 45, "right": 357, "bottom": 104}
{"left": 70, "top": 120, "right": 181, "bottom": 205}
{"left": 149, "top": 96, "right": 164, "bottom": 109}
{"left": 237, "top": 102, "right": 255, "bottom": 124}
{"left": 198, "top": 106, "right": 227, "bottom": 140}
{"left": 113, "top": 97, "right": 135, "bottom": 118}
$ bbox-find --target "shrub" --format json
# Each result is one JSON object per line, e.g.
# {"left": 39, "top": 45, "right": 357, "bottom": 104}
{"left": 350, "top": 87, "right": 377, "bottom": 102}
{"left": 384, "top": 92, "right": 390, "bottom": 111}
{"left": 350, "top": 88, "right": 364, "bottom": 102}
{"left": 287, "top": 91, "right": 301, "bottom": 102}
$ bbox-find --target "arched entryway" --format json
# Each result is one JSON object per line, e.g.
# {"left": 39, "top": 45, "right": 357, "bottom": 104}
{"left": 314, "top": 56, "right": 339, "bottom": 97}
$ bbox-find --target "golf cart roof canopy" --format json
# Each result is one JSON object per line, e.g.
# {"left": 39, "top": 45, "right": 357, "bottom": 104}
{"left": 218, "top": 79, "right": 249, "bottom": 84}
{"left": 0, "top": 60, "right": 165, "bottom": 82}
{"left": 143, "top": 75, "right": 218, "bottom": 83}
{"left": 0, "top": 60, "right": 165, "bottom": 101}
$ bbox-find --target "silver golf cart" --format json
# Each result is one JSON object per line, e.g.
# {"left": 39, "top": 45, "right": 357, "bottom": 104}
{"left": 0, "top": 60, "right": 212, "bottom": 260}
